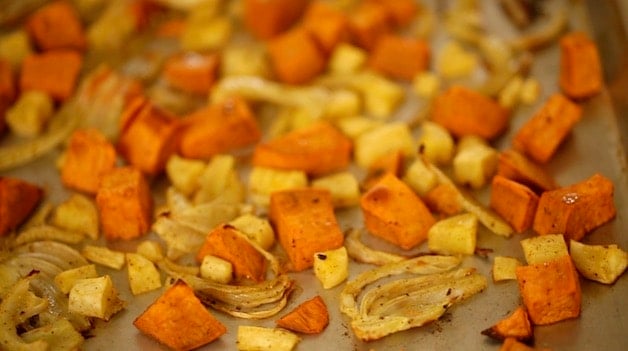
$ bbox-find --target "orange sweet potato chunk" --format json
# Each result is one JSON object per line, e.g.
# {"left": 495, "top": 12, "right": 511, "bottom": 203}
{"left": 497, "top": 149, "right": 558, "bottom": 194}
{"left": 26, "top": 0, "right": 86, "bottom": 51}
{"left": 533, "top": 173, "right": 616, "bottom": 241}
{"left": 431, "top": 85, "right": 509, "bottom": 140}
{"left": 515, "top": 255, "right": 581, "bottom": 326}
{"left": 513, "top": 94, "right": 582, "bottom": 164}
{"left": 499, "top": 337, "right": 552, "bottom": 351}
{"left": 490, "top": 175, "right": 539, "bottom": 233}
{"left": 267, "top": 28, "right": 326, "bottom": 85}
{"left": 361, "top": 173, "right": 435, "bottom": 250}
{"left": 368, "top": 0, "right": 418, "bottom": 27}
{"left": 243, "top": 0, "right": 309, "bottom": 39}
{"left": 277, "top": 295, "right": 329, "bottom": 334}
{"left": 20, "top": 50, "right": 83, "bottom": 101}
{"left": 179, "top": 97, "right": 261, "bottom": 160}
{"left": 134, "top": 280, "right": 226, "bottom": 351}
{"left": 96, "top": 167, "right": 152, "bottom": 241}
{"left": 0, "top": 59, "right": 16, "bottom": 135}
{"left": 0, "top": 177, "right": 43, "bottom": 236}
{"left": 348, "top": 1, "right": 392, "bottom": 51}
{"left": 252, "top": 121, "right": 352, "bottom": 176}
{"left": 302, "top": 1, "right": 349, "bottom": 55}
{"left": 482, "top": 306, "right": 533, "bottom": 343}
{"left": 163, "top": 53, "right": 219, "bottom": 95}
{"left": 559, "top": 32, "right": 603, "bottom": 100}
{"left": 61, "top": 128, "right": 117, "bottom": 194}
{"left": 369, "top": 34, "right": 430, "bottom": 81}
{"left": 423, "top": 183, "right": 463, "bottom": 218}
{"left": 269, "top": 188, "right": 344, "bottom": 271}
{"left": 196, "top": 224, "right": 267, "bottom": 283}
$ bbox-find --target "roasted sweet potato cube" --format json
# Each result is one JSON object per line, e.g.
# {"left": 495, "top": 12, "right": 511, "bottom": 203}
{"left": 361, "top": 173, "right": 435, "bottom": 250}
{"left": 163, "top": 53, "right": 219, "bottom": 95}
{"left": 61, "top": 128, "right": 117, "bottom": 194}
{"left": 516, "top": 255, "right": 581, "bottom": 325}
{"left": 497, "top": 149, "right": 558, "bottom": 194}
{"left": 348, "top": 1, "right": 392, "bottom": 51}
{"left": 0, "top": 177, "right": 43, "bottom": 236}
{"left": 482, "top": 306, "right": 533, "bottom": 343}
{"left": 117, "top": 100, "right": 180, "bottom": 175}
{"left": 20, "top": 50, "right": 83, "bottom": 101}
{"left": 431, "top": 85, "right": 509, "bottom": 140}
{"left": 369, "top": 34, "right": 430, "bottom": 81}
{"left": 277, "top": 295, "right": 329, "bottom": 334}
{"left": 269, "top": 188, "right": 344, "bottom": 271}
{"left": 196, "top": 224, "right": 267, "bottom": 283}
{"left": 243, "top": 0, "right": 309, "bottom": 39}
{"left": 0, "top": 59, "right": 16, "bottom": 135}
{"left": 252, "top": 121, "right": 352, "bottom": 176}
{"left": 179, "top": 97, "right": 261, "bottom": 160}
{"left": 134, "top": 280, "right": 226, "bottom": 351}
{"left": 499, "top": 337, "right": 551, "bottom": 351}
{"left": 513, "top": 94, "right": 582, "bottom": 164}
{"left": 368, "top": 0, "right": 418, "bottom": 27}
{"left": 559, "top": 32, "right": 603, "bottom": 100}
{"left": 267, "top": 28, "right": 326, "bottom": 85}
{"left": 423, "top": 183, "right": 463, "bottom": 217}
{"left": 302, "top": 1, "right": 349, "bottom": 54}
{"left": 96, "top": 167, "right": 152, "bottom": 241}
{"left": 533, "top": 173, "right": 616, "bottom": 241}
{"left": 490, "top": 175, "right": 539, "bottom": 233}
{"left": 26, "top": 0, "right": 86, "bottom": 51}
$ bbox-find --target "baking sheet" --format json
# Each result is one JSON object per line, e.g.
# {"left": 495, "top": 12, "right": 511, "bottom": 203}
{"left": 2, "top": 0, "right": 628, "bottom": 350}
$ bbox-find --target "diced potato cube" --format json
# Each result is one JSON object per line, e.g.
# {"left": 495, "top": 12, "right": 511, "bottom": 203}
{"left": 200, "top": 255, "right": 233, "bottom": 284}
{"left": 0, "top": 30, "right": 32, "bottom": 70}
{"left": 428, "top": 213, "right": 478, "bottom": 255}
{"left": 221, "top": 43, "right": 271, "bottom": 78}
{"left": 54, "top": 264, "right": 99, "bottom": 294}
{"left": 248, "top": 167, "right": 308, "bottom": 207}
{"left": 195, "top": 154, "right": 245, "bottom": 204}
{"left": 311, "top": 172, "right": 360, "bottom": 208}
{"left": 51, "top": 193, "right": 99, "bottom": 240}
{"left": 412, "top": 71, "right": 441, "bottom": 99}
{"left": 181, "top": 16, "right": 232, "bottom": 52}
{"left": 6, "top": 91, "right": 54, "bottom": 137}
{"left": 335, "top": 116, "right": 383, "bottom": 139}
{"left": 403, "top": 158, "right": 438, "bottom": 196}
{"left": 569, "top": 240, "right": 628, "bottom": 284}
{"left": 166, "top": 155, "right": 206, "bottom": 196}
{"left": 126, "top": 253, "right": 162, "bottom": 295}
{"left": 328, "top": 43, "right": 367, "bottom": 75}
{"left": 325, "top": 89, "right": 361, "bottom": 120}
{"left": 498, "top": 75, "right": 524, "bottom": 109}
{"left": 313, "top": 246, "right": 348, "bottom": 289}
{"left": 453, "top": 137, "right": 498, "bottom": 189}
{"left": 82, "top": 245, "right": 126, "bottom": 270}
{"left": 354, "top": 122, "right": 415, "bottom": 169}
{"left": 237, "top": 326, "right": 300, "bottom": 351}
{"left": 520, "top": 234, "right": 568, "bottom": 265}
{"left": 68, "top": 275, "right": 124, "bottom": 320}
{"left": 437, "top": 41, "right": 478, "bottom": 79}
{"left": 359, "top": 73, "right": 405, "bottom": 118}
{"left": 229, "top": 214, "right": 275, "bottom": 250}
{"left": 492, "top": 256, "right": 522, "bottom": 282}
{"left": 136, "top": 240, "right": 165, "bottom": 262}
{"left": 417, "top": 121, "right": 455, "bottom": 165}
{"left": 519, "top": 77, "right": 541, "bottom": 105}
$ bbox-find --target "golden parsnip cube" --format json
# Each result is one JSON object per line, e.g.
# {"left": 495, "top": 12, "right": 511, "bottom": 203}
{"left": 569, "top": 241, "right": 628, "bottom": 284}
{"left": 6, "top": 91, "right": 54, "bottom": 137}
{"left": 498, "top": 75, "right": 524, "bottom": 109}
{"left": 126, "top": 253, "right": 162, "bottom": 295}
{"left": 82, "top": 245, "right": 126, "bottom": 270}
{"left": 195, "top": 154, "right": 245, "bottom": 205}
{"left": 412, "top": 71, "right": 441, "bottom": 99}
{"left": 437, "top": 41, "right": 478, "bottom": 78}
{"left": 325, "top": 89, "right": 361, "bottom": 120}
{"left": 136, "top": 240, "right": 165, "bottom": 262}
{"left": 237, "top": 326, "right": 300, "bottom": 351}
{"left": 354, "top": 122, "right": 415, "bottom": 169}
{"left": 165, "top": 155, "right": 206, "bottom": 196}
{"left": 248, "top": 167, "right": 308, "bottom": 207}
{"left": 181, "top": 16, "right": 232, "bottom": 52}
{"left": 51, "top": 193, "right": 99, "bottom": 240}
{"left": 519, "top": 77, "right": 541, "bottom": 105}
{"left": 313, "top": 246, "right": 348, "bottom": 289}
{"left": 229, "top": 214, "right": 275, "bottom": 250}
{"left": 221, "top": 43, "right": 271, "bottom": 78}
{"left": 0, "top": 30, "right": 32, "bottom": 69}
{"left": 335, "top": 116, "right": 383, "bottom": 139}
{"left": 359, "top": 73, "right": 405, "bottom": 118}
{"left": 68, "top": 275, "right": 124, "bottom": 320}
{"left": 428, "top": 213, "right": 478, "bottom": 255}
{"left": 453, "top": 137, "right": 498, "bottom": 189}
{"left": 200, "top": 255, "right": 233, "bottom": 284}
{"left": 54, "top": 264, "right": 99, "bottom": 294}
{"left": 311, "top": 172, "right": 360, "bottom": 208}
{"left": 418, "top": 121, "right": 455, "bottom": 165}
{"left": 492, "top": 256, "right": 522, "bottom": 282}
{"left": 403, "top": 158, "right": 438, "bottom": 196}
{"left": 328, "top": 43, "right": 367, "bottom": 75}
{"left": 520, "top": 234, "right": 568, "bottom": 265}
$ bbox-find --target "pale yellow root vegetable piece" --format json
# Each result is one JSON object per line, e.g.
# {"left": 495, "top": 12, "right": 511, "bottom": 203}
{"left": 354, "top": 122, "right": 415, "bottom": 169}
{"left": 248, "top": 166, "right": 308, "bottom": 207}
{"left": 418, "top": 121, "right": 455, "bottom": 165}
{"left": 428, "top": 212, "right": 478, "bottom": 255}
{"left": 314, "top": 246, "right": 349, "bottom": 289}
{"left": 311, "top": 172, "right": 361, "bottom": 208}
{"left": 68, "top": 275, "right": 124, "bottom": 321}
{"left": 453, "top": 136, "right": 498, "bottom": 189}
{"left": 413, "top": 71, "right": 441, "bottom": 99}
{"left": 498, "top": 75, "right": 524, "bottom": 109}
{"left": 229, "top": 214, "right": 275, "bottom": 250}
{"left": 520, "top": 234, "right": 568, "bottom": 265}
{"left": 82, "top": 245, "right": 126, "bottom": 270}
{"left": 237, "top": 325, "right": 300, "bottom": 351}
{"left": 6, "top": 91, "right": 54, "bottom": 137}
{"left": 54, "top": 264, "right": 99, "bottom": 294}
{"left": 136, "top": 240, "right": 165, "bottom": 262}
{"left": 324, "top": 89, "right": 361, "bottom": 120}
{"left": 328, "top": 43, "right": 368, "bottom": 75}
{"left": 181, "top": 16, "right": 232, "bottom": 52}
{"left": 359, "top": 72, "right": 405, "bottom": 118}
{"left": 519, "top": 77, "right": 542, "bottom": 105}
{"left": 126, "top": 253, "right": 162, "bottom": 295}
{"left": 569, "top": 240, "right": 628, "bottom": 284}
{"left": 335, "top": 115, "right": 384, "bottom": 139}
{"left": 221, "top": 43, "right": 272, "bottom": 78}
{"left": 51, "top": 193, "right": 99, "bottom": 240}
{"left": 200, "top": 255, "right": 233, "bottom": 284}
{"left": 0, "top": 30, "right": 32, "bottom": 70}
{"left": 165, "top": 155, "right": 206, "bottom": 196}
{"left": 195, "top": 154, "right": 245, "bottom": 205}
{"left": 403, "top": 158, "right": 438, "bottom": 196}
{"left": 492, "top": 256, "right": 522, "bottom": 282}
{"left": 437, "top": 40, "right": 478, "bottom": 79}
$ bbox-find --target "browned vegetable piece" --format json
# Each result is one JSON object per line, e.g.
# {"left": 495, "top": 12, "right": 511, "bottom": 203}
{"left": 490, "top": 175, "right": 539, "bottom": 233}
{"left": 423, "top": 183, "right": 463, "bottom": 218}
{"left": 369, "top": 34, "right": 430, "bottom": 81}
{"left": 163, "top": 53, "right": 219, "bottom": 95}
{"left": 348, "top": 1, "right": 392, "bottom": 51}
{"left": 361, "top": 173, "right": 435, "bottom": 250}
{"left": 368, "top": 0, "right": 419, "bottom": 28}
{"left": 0, "top": 177, "right": 43, "bottom": 236}
{"left": 516, "top": 255, "right": 581, "bottom": 326}
{"left": 269, "top": 188, "right": 344, "bottom": 271}
{"left": 243, "top": 0, "right": 310, "bottom": 40}
{"left": 20, "top": 50, "right": 83, "bottom": 101}
{"left": 267, "top": 27, "right": 327, "bottom": 85}
{"left": 559, "top": 32, "right": 603, "bottom": 100}
{"left": 134, "top": 280, "right": 227, "bottom": 351}
{"left": 362, "top": 149, "right": 404, "bottom": 190}
{"left": 499, "top": 337, "right": 552, "bottom": 351}
{"left": 302, "top": 1, "right": 349, "bottom": 55}
{"left": 482, "top": 306, "right": 533, "bottom": 343}
{"left": 533, "top": 173, "right": 616, "bottom": 241}
{"left": 196, "top": 224, "right": 267, "bottom": 283}
{"left": 26, "top": 0, "right": 86, "bottom": 51}
{"left": 277, "top": 295, "right": 329, "bottom": 334}
{"left": 0, "top": 58, "right": 16, "bottom": 135}
{"left": 496, "top": 149, "right": 558, "bottom": 193}
{"left": 513, "top": 93, "right": 582, "bottom": 164}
